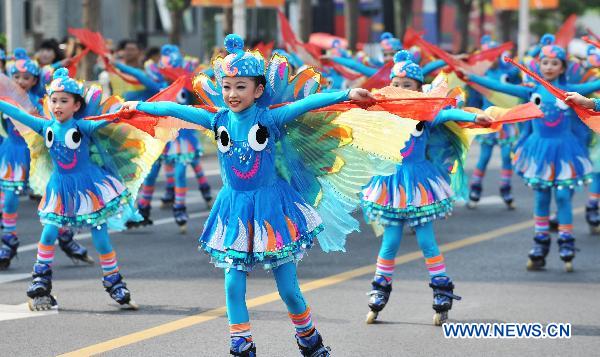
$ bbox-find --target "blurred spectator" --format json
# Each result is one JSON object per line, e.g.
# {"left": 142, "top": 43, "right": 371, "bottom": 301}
{"left": 117, "top": 39, "right": 142, "bottom": 68}
{"left": 36, "top": 39, "right": 65, "bottom": 67}
{"left": 143, "top": 46, "right": 161, "bottom": 65}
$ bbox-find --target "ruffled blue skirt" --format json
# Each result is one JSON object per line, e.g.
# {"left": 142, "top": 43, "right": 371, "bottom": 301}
{"left": 0, "top": 135, "right": 30, "bottom": 192}
{"left": 199, "top": 178, "right": 323, "bottom": 271}
{"left": 38, "top": 164, "right": 134, "bottom": 230}
{"left": 513, "top": 133, "right": 592, "bottom": 189}
{"left": 361, "top": 160, "right": 454, "bottom": 227}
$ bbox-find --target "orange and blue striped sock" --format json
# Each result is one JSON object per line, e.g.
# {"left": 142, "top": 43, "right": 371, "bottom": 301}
{"left": 138, "top": 184, "right": 155, "bottom": 208}
{"left": 471, "top": 168, "right": 485, "bottom": 185}
{"left": 500, "top": 169, "right": 512, "bottom": 186}
{"left": 99, "top": 251, "right": 119, "bottom": 276}
{"left": 534, "top": 215, "right": 549, "bottom": 234}
{"left": 174, "top": 187, "right": 187, "bottom": 207}
{"left": 36, "top": 243, "right": 55, "bottom": 265}
{"left": 425, "top": 254, "right": 447, "bottom": 278}
{"left": 375, "top": 256, "right": 394, "bottom": 283}
{"left": 2, "top": 212, "right": 17, "bottom": 234}
{"left": 289, "top": 306, "right": 316, "bottom": 340}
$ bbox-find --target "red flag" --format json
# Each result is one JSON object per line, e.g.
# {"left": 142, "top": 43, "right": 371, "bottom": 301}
{"left": 276, "top": 9, "right": 320, "bottom": 66}
{"left": 158, "top": 67, "right": 194, "bottom": 92}
{"left": 360, "top": 61, "right": 394, "bottom": 91}
{"left": 505, "top": 57, "right": 600, "bottom": 132}
{"left": 253, "top": 41, "right": 274, "bottom": 59}
{"left": 555, "top": 14, "right": 577, "bottom": 49}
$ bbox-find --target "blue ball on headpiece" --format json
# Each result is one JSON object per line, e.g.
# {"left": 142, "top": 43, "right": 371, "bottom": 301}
{"left": 380, "top": 32, "right": 402, "bottom": 52}
{"left": 390, "top": 50, "right": 423, "bottom": 82}
{"left": 47, "top": 67, "right": 84, "bottom": 97}
{"left": 538, "top": 33, "right": 566, "bottom": 62}
{"left": 159, "top": 44, "right": 183, "bottom": 69}
{"left": 9, "top": 48, "right": 40, "bottom": 76}
{"left": 216, "top": 33, "right": 265, "bottom": 78}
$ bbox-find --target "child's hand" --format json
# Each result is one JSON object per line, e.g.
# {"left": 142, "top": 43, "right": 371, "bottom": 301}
{"left": 120, "top": 101, "right": 139, "bottom": 113}
{"left": 349, "top": 88, "right": 375, "bottom": 102}
{"left": 475, "top": 113, "right": 493, "bottom": 127}
{"left": 564, "top": 92, "right": 595, "bottom": 109}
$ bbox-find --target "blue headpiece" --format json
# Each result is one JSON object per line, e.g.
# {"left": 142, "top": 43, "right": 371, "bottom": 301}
{"left": 380, "top": 32, "right": 402, "bottom": 52}
{"left": 480, "top": 35, "right": 499, "bottom": 51}
{"left": 272, "top": 49, "right": 303, "bottom": 68}
{"left": 47, "top": 67, "right": 84, "bottom": 96}
{"left": 158, "top": 44, "right": 183, "bottom": 69}
{"left": 587, "top": 45, "right": 600, "bottom": 68}
{"left": 390, "top": 50, "right": 423, "bottom": 82}
{"left": 538, "top": 34, "right": 566, "bottom": 62}
{"left": 214, "top": 34, "right": 265, "bottom": 79}
{"left": 9, "top": 48, "right": 40, "bottom": 76}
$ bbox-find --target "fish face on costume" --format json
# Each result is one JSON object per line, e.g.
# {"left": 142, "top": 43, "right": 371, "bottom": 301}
{"left": 217, "top": 123, "right": 271, "bottom": 187}
{"left": 530, "top": 89, "right": 568, "bottom": 127}
{"left": 401, "top": 121, "right": 428, "bottom": 159}
{"left": 46, "top": 126, "right": 83, "bottom": 171}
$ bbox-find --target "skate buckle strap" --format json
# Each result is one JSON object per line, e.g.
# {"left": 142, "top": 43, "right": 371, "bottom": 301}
{"left": 432, "top": 289, "right": 462, "bottom": 301}
{"left": 533, "top": 235, "right": 551, "bottom": 245}
{"left": 370, "top": 280, "right": 392, "bottom": 293}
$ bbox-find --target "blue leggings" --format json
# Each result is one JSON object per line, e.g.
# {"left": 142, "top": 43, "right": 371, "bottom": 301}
{"left": 379, "top": 222, "right": 441, "bottom": 263}
{"left": 40, "top": 223, "right": 113, "bottom": 255}
{"left": 225, "top": 262, "right": 307, "bottom": 324}
{"left": 175, "top": 162, "right": 187, "bottom": 189}
{"left": 2, "top": 189, "right": 20, "bottom": 233}
{"left": 590, "top": 173, "right": 600, "bottom": 196}
{"left": 143, "top": 161, "right": 162, "bottom": 187}
{"left": 476, "top": 142, "right": 512, "bottom": 174}
{"left": 534, "top": 188, "right": 573, "bottom": 225}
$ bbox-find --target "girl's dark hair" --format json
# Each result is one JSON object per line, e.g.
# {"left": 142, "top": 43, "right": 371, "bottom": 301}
{"left": 253, "top": 75, "right": 266, "bottom": 87}
{"left": 39, "top": 39, "right": 65, "bottom": 61}
{"left": 67, "top": 93, "right": 86, "bottom": 114}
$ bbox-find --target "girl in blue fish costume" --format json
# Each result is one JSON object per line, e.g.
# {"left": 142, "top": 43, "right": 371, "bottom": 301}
{"left": 361, "top": 50, "right": 493, "bottom": 326}
{"left": 0, "top": 68, "right": 165, "bottom": 310}
{"left": 114, "top": 44, "right": 212, "bottom": 230}
{"left": 466, "top": 36, "right": 522, "bottom": 209}
{"left": 0, "top": 49, "right": 92, "bottom": 269}
{"left": 463, "top": 34, "right": 600, "bottom": 272}
{"left": 122, "top": 33, "right": 399, "bottom": 357}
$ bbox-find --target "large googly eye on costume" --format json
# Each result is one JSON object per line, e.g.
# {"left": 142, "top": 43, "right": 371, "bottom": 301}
{"left": 248, "top": 123, "right": 269, "bottom": 151}
{"left": 216, "top": 126, "right": 231, "bottom": 153}
{"left": 411, "top": 121, "right": 426, "bottom": 137}
{"left": 176, "top": 89, "right": 188, "bottom": 104}
{"left": 500, "top": 74, "right": 509, "bottom": 84}
{"left": 530, "top": 93, "right": 543, "bottom": 107}
{"left": 45, "top": 127, "right": 54, "bottom": 148}
{"left": 555, "top": 98, "right": 569, "bottom": 110}
{"left": 65, "top": 128, "right": 82, "bottom": 149}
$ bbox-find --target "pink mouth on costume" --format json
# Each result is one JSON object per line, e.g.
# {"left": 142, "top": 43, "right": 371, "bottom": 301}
{"left": 401, "top": 140, "right": 416, "bottom": 158}
{"left": 57, "top": 151, "right": 78, "bottom": 170}
{"left": 232, "top": 153, "right": 260, "bottom": 179}
{"left": 543, "top": 113, "right": 563, "bottom": 128}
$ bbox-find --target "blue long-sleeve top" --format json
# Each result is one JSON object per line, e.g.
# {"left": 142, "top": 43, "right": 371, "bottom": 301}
{"left": 469, "top": 73, "right": 600, "bottom": 138}
{"left": 401, "top": 108, "right": 477, "bottom": 163}
{"left": 331, "top": 57, "right": 378, "bottom": 77}
{"left": 595, "top": 98, "right": 600, "bottom": 112}
{"left": 136, "top": 90, "right": 350, "bottom": 191}
{"left": 114, "top": 62, "right": 164, "bottom": 94}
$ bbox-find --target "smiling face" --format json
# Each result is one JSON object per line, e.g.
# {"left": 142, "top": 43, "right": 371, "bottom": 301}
{"left": 221, "top": 77, "right": 264, "bottom": 112}
{"left": 391, "top": 77, "right": 422, "bottom": 91}
{"left": 48, "top": 92, "right": 81, "bottom": 122}
{"left": 539, "top": 57, "right": 565, "bottom": 82}
{"left": 11, "top": 72, "right": 38, "bottom": 92}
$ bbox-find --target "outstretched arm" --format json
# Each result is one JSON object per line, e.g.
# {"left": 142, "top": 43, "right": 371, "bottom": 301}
{"left": 595, "top": 98, "right": 600, "bottom": 112}
{"left": 567, "top": 79, "right": 600, "bottom": 96}
{"left": 114, "top": 62, "right": 163, "bottom": 93}
{"left": 468, "top": 73, "right": 532, "bottom": 100}
{"left": 432, "top": 108, "right": 478, "bottom": 126}
{"left": 0, "top": 100, "right": 46, "bottom": 133}
{"left": 271, "top": 90, "right": 352, "bottom": 126}
{"left": 422, "top": 59, "right": 446, "bottom": 77}
{"left": 331, "top": 57, "right": 378, "bottom": 77}
{"left": 133, "top": 101, "right": 214, "bottom": 129}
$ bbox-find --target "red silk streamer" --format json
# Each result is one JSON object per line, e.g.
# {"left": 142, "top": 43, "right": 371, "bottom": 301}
{"left": 65, "top": 48, "right": 90, "bottom": 78}
{"left": 582, "top": 36, "right": 600, "bottom": 50}
{"left": 253, "top": 41, "right": 274, "bottom": 59}
{"left": 467, "top": 42, "right": 514, "bottom": 65}
{"left": 158, "top": 67, "right": 194, "bottom": 91}
{"left": 555, "top": 14, "right": 577, "bottom": 49}
{"left": 360, "top": 61, "right": 393, "bottom": 91}
{"left": 68, "top": 28, "right": 111, "bottom": 57}
{"left": 504, "top": 57, "right": 600, "bottom": 132}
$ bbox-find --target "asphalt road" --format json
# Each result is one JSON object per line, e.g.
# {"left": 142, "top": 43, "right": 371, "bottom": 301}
{"left": 0, "top": 145, "right": 599, "bottom": 357}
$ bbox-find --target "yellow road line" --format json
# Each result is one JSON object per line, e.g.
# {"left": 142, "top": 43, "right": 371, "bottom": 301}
{"left": 59, "top": 207, "right": 583, "bottom": 356}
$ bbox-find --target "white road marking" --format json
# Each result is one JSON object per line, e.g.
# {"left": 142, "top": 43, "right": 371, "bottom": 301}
{"left": 0, "top": 302, "right": 57, "bottom": 322}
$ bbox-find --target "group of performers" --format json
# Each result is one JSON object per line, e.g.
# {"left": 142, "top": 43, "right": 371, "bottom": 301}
{"left": 0, "top": 20, "right": 599, "bottom": 357}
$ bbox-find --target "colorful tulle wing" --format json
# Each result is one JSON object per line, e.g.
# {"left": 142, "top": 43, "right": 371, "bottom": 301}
{"left": 260, "top": 54, "right": 321, "bottom": 106}
{"left": 0, "top": 74, "right": 38, "bottom": 114}
{"left": 278, "top": 109, "right": 415, "bottom": 251}
{"left": 21, "top": 130, "right": 53, "bottom": 196}
{"left": 192, "top": 72, "right": 225, "bottom": 107}
{"left": 92, "top": 123, "right": 165, "bottom": 201}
